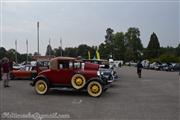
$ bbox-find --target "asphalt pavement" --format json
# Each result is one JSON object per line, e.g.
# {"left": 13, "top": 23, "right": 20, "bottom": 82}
{"left": 0, "top": 66, "right": 179, "bottom": 120}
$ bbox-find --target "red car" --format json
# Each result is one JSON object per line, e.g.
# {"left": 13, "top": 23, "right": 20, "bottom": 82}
{"left": 31, "top": 57, "right": 109, "bottom": 97}
{"left": 10, "top": 65, "right": 37, "bottom": 80}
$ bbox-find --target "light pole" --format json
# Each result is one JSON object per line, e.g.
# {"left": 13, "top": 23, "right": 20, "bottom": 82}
{"left": 26, "top": 39, "right": 28, "bottom": 63}
{"left": 49, "top": 38, "right": 51, "bottom": 58}
{"left": 37, "top": 21, "right": 39, "bottom": 55}
{"left": 15, "top": 40, "right": 17, "bottom": 63}
{"left": 60, "top": 38, "right": 62, "bottom": 56}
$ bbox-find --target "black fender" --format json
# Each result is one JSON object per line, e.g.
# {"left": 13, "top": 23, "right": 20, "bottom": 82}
{"left": 31, "top": 75, "right": 49, "bottom": 86}
{"left": 31, "top": 71, "right": 38, "bottom": 80}
{"left": 85, "top": 77, "right": 105, "bottom": 88}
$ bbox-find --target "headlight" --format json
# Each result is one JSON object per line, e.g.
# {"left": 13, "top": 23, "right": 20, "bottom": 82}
{"left": 97, "top": 71, "right": 100, "bottom": 76}
{"left": 101, "top": 71, "right": 104, "bottom": 75}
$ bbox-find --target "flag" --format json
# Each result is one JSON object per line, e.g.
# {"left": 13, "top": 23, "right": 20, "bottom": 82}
{"left": 96, "top": 50, "right": 100, "bottom": 60}
{"left": 88, "top": 51, "right": 91, "bottom": 60}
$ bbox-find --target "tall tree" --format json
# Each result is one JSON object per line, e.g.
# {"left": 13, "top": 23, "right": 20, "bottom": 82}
{"left": 175, "top": 44, "right": 180, "bottom": 56}
{"left": 64, "top": 47, "right": 78, "bottom": 57}
{"left": 0, "top": 47, "right": 7, "bottom": 59}
{"left": 113, "top": 32, "right": 126, "bottom": 60}
{"left": 99, "top": 43, "right": 109, "bottom": 59}
{"left": 146, "top": 32, "right": 160, "bottom": 58}
{"left": 6, "top": 49, "right": 16, "bottom": 61}
{"left": 46, "top": 44, "right": 54, "bottom": 56}
{"left": 105, "top": 28, "right": 114, "bottom": 43}
{"left": 124, "top": 27, "right": 143, "bottom": 61}
{"left": 77, "top": 44, "right": 94, "bottom": 59}
{"left": 54, "top": 47, "right": 64, "bottom": 57}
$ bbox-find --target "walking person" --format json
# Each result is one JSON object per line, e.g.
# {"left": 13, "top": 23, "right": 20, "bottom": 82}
{"left": 137, "top": 60, "right": 143, "bottom": 78}
{"left": 1, "top": 57, "right": 10, "bottom": 87}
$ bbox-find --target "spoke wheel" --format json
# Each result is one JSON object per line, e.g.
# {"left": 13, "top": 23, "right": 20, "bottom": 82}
{"left": 87, "top": 81, "right": 103, "bottom": 97}
{"left": 71, "top": 74, "right": 86, "bottom": 89}
{"left": 35, "top": 79, "right": 48, "bottom": 95}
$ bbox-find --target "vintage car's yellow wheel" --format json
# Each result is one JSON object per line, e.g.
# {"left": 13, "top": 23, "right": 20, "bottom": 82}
{"left": 35, "top": 80, "right": 48, "bottom": 95}
{"left": 87, "top": 81, "right": 103, "bottom": 97}
{"left": 71, "top": 74, "right": 86, "bottom": 89}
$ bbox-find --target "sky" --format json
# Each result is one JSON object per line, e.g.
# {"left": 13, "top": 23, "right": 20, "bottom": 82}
{"left": 0, "top": 0, "right": 179, "bottom": 55}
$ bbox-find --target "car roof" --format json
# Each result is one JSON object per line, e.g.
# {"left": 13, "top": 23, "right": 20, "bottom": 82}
{"left": 83, "top": 59, "right": 108, "bottom": 62}
{"left": 51, "top": 57, "right": 76, "bottom": 61}
{"left": 49, "top": 57, "right": 80, "bottom": 70}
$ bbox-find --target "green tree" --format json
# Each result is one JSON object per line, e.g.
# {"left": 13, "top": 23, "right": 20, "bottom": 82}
{"left": 175, "top": 44, "right": 180, "bottom": 56}
{"left": 0, "top": 47, "right": 7, "bottom": 59}
{"left": 100, "top": 28, "right": 115, "bottom": 59}
{"left": 99, "top": 43, "right": 110, "bottom": 59}
{"left": 105, "top": 28, "right": 114, "bottom": 43}
{"left": 113, "top": 32, "right": 126, "bottom": 60}
{"left": 124, "top": 27, "right": 143, "bottom": 61}
{"left": 159, "top": 54, "right": 179, "bottom": 63}
{"left": 46, "top": 44, "right": 54, "bottom": 56}
{"left": 146, "top": 32, "right": 160, "bottom": 59}
{"left": 6, "top": 49, "right": 16, "bottom": 61}
{"left": 54, "top": 47, "right": 63, "bottom": 57}
{"left": 64, "top": 47, "right": 78, "bottom": 57}
{"left": 77, "top": 44, "right": 94, "bottom": 59}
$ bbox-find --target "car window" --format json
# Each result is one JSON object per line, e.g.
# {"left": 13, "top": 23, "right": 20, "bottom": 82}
{"left": 59, "top": 64, "right": 63, "bottom": 69}
{"left": 81, "top": 63, "right": 85, "bottom": 69}
{"left": 69, "top": 62, "right": 73, "bottom": 68}
{"left": 74, "top": 62, "right": 81, "bottom": 69}
{"left": 25, "top": 67, "right": 29, "bottom": 71}
{"left": 58, "top": 61, "right": 70, "bottom": 69}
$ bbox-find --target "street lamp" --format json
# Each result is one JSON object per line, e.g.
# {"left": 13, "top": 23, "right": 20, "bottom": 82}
{"left": 15, "top": 40, "right": 18, "bottom": 63}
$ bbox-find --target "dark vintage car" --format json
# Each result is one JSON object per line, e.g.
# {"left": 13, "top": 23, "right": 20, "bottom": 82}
{"left": 83, "top": 59, "right": 118, "bottom": 83}
{"left": 31, "top": 57, "right": 109, "bottom": 97}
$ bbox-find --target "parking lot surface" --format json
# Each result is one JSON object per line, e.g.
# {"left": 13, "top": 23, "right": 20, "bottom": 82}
{"left": 0, "top": 66, "right": 179, "bottom": 120}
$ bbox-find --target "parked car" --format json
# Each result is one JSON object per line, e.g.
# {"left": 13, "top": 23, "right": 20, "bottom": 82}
{"left": 83, "top": 59, "right": 119, "bottom": 83}
{"left": 162, "top": 63, "right": 174, "bottom": 71}
{"left": 31, "top": 60, "right": 50, "bottom": 74}
{"left": 31, "top": 57, "right": 109, "bottom": 97}
{"left": 13, "top": 63, "right": 21, "bottom": 70}
{"left": 10, "top": 65, "right": 37, "bottom": 80}
{"left": 173, "top": 63, "right": 180, "bottom": 71}
{"left": 153, "top": 62, "right": 162, "bottom": 70}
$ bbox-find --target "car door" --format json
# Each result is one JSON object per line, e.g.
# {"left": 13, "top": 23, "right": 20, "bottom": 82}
{"left": 54, "top": 61, "right": 75, "bottom": 85}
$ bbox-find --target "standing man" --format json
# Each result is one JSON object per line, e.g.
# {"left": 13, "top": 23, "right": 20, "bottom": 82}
{"left": 1, "top": 57, "right": 10, "bottom": 87}
{"left": 0, "top": 60, "right": 2, "bottom": 80}
{"left": 137, "top": 60, "right": 143, "bottom": 78}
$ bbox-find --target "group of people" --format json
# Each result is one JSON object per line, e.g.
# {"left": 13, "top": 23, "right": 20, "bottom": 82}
{"left": 0, "top": 57, "right": 13, "bottom": 88}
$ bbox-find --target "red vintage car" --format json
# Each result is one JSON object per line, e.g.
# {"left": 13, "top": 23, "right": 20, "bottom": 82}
{"left": 31, "top": 57, "right": 109, "bottom": 97}
{"left": 10, "top": 65, "right": 37, "bottom": 80}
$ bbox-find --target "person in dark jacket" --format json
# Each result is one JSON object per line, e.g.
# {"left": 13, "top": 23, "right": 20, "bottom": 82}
{"left": 1, "top": 57, "right": 10, "bottom": 87}
{"left": 0, "top": 60, "right": 2, "bottom": 80}
{"left": 137, "top": 61, "right": 143, "bottom": 78}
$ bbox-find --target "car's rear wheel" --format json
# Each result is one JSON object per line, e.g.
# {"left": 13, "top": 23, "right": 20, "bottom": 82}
{"left": 71, "top": 74, "right": 86, "bottom": 89}
{"left": 35, "top": 79, "right": 49, "bottom": 95}
{"left": 87, "top": 81, "right": 103, "bottom": 97}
